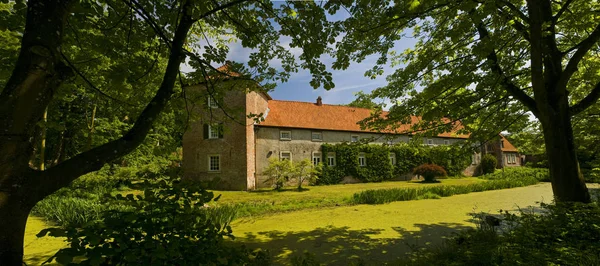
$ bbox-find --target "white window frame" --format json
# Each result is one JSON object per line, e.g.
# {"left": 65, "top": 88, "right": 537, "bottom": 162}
{"left": 389, "top": 153, "right": 396, "bottom": 166}
{"left": 358, "top": 152, "right": 366, "bottom": 167}
{"left": 311, "top": 132, "right": 323, "bottom": 142}
{"left": 208, "top": 155, "right": 220, "bottom": 172}
{"left": 327, "top": 152, "right": 336, "bottom": 166}
{"left": 208, "top": 125, "right": 220, "bottom": 139}
{"left": 280, "top": 130, "right": 292, "bottom": 141}
{"left": 207, "top": 96, "right": 218, "bottom": 108}
{"left": 312, "top": 152, "right": 322, "bottom": 166}
{"left": 280, "top": 151, "right": 292, "bottom": 161}
{"left": 444, "top": 140, "right": 449, "bottom": 145}
{"left": 427, "top": 139, "right": 434, "bottom": 146}
{"left": 351, "top": 135, "right": 360, "bottom": 142}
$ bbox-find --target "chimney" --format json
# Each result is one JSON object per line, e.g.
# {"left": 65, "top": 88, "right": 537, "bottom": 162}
{"left": 316, "top": 96, "right": 322, "bottom": 106}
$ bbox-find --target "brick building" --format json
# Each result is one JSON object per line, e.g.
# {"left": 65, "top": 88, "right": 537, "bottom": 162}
{"left": 183, "top": 83, "right": 520, "bottom": 190}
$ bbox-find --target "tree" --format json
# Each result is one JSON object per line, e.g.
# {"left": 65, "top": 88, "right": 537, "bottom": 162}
{"left": 263, "top": 157, "right": 294, "bottom": 190}
{"left": 0, "top": 1, "right": 337, "bottom": 263}
{"left": 329, "top": 0, "right": 600, "bottom": 202}
{"left": 346, "top": 91, "right": 381, "bottom": 110}
{"left": 292, "top": 159, "right": 317, "bottom": 190}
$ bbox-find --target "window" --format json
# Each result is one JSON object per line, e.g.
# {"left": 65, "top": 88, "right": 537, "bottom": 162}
{"left": 204, "top": 124, "right": 222, "bottom": 139}
{"left": 280, "top": 151, "right": 292, "bottom": 161}
{"left": 208, "top": 155, "right": 220, "bottom": 172}
{"left": 312, "top": 152, "right": 322, "bottom": 166}
{"left": 327, "top": 152, "right": 336, "bottom": 166}
{"left": 427, "top": 139, "right": 434, "bottom": 146}
{"left": 280, "top": 130, "right": 292, "bottom": 140}
{"left": 208, "top": 125, "right": 220, "bottom": 139}
{"left": 207, "top": 96, "right": 218, "bottom": 108}
{"left": 312, "top": 132, "right": 323, "bottom": 141}
{"left": 358, "top": 152, "right": 366, "bottom": 166}
{"left": 389, "top": 153, "right": 396, "bottom": 166}
{"left": 444, "top": 140, "right": 449, "bottom": 145}
{"left": 351, "top": 135, "right": 359, "bottom": 142}
{"left": 408, "top": 137, "right": 412, "bottom": 143}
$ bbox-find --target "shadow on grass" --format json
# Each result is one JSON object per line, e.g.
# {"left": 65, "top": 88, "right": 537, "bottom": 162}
{"left": 236, "top": 222, "right": 472, "bottom": 265}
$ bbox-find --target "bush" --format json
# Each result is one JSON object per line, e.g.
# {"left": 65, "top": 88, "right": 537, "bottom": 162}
{"left": 480, "top": 154, "right": 497, "bottom": 174}
{"left": 263, "top": 157, "right": 294, "bottom": 190}
{"left": 402, "top": 202, "right": 600, "bottom": 265}
{"left": 413, "top": 164, "right": 447, "bottom": 182}
{"left": 32, "top": 194, "right": 104, "bottom": 228}
{"left": 352, "top": 175, "right": 539, "bottom": 205}
{"left": 38, "top": 176, "right": 269, "bottom": 265}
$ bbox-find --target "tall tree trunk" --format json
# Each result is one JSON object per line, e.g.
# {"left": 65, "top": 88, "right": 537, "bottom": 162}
{"left": 40, "top": 107, "right": 48, "bottom": 170}
{"left": 0, "top": 199, "right": 31, "bottom": 266}
{"left": 539, "top": 103, "right": 591, "bottom": 203}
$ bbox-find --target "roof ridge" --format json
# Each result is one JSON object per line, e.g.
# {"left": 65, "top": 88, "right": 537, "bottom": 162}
{"left": 268, "top": 99, "right": 377, "bottom": 111}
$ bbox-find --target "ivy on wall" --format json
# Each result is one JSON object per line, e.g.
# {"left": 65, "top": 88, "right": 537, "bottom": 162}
{"left": 317, "top": 143, "right": 471, "bottom": 185}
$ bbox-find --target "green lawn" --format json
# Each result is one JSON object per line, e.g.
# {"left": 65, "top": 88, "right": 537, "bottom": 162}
{"left": 211, "top": 178, "right": 483, "bottom": 217}
{"left": 231, "top": 183, "right": 558, "bottom": 265}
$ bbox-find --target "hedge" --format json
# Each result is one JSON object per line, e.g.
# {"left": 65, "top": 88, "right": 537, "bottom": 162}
{"left": 317, "top": 142, "right": 471, "bottom": 184}
{"left": 352, "top": 170, "right": 542, "bottom": 205}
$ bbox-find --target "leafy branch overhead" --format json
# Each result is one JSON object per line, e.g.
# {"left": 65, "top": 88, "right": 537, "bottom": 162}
{"left": 328, "top": 0, "right": 599, "bottom": 202}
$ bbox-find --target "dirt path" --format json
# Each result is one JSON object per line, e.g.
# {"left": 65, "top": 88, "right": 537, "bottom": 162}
{"left": 231, "top": 183, "right": 558, "bottom": 265}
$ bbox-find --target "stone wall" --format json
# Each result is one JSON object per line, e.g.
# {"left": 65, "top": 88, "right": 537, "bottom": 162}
{"left": 254, "top": 126, "right": 465, "bottom": 188}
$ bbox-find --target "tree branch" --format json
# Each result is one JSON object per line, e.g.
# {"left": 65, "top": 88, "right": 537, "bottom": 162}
{"left": 553, "top": 0, "right": 574, "bottom": 22}
{"left": 472, "top": 16, "right": 540, "bottom": 117}
{"left": 498, "top": 0, "right": 530, "bottom": 23}
{"left": 570, "top": 80, "right": 600, "bottom": 115}
{"left": 557, "top": 22, "right": 600, "bottom": 90}
{"left": 33, "top": 0, "right": 196, "bottom": 202}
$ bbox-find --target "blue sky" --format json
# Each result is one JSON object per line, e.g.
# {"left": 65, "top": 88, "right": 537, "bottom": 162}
{"left": 222, "top": 38, "right": 417, "bottom": 107}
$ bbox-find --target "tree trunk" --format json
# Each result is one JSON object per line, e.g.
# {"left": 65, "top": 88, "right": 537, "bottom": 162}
{"left": 0, "top": 193, "right": 33, "bottom": 266}
{"left": 539, "top": 104, "right": 591, "bottom": 203}
{"left": 40, "top": 107, "right": 48, "bottom": 170}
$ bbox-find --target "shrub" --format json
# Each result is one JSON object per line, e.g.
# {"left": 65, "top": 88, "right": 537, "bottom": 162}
{"left": 352, "top": 175, "right": 539, "bottom": 204}
{"left": 401, "top": 202, "right": 600, "bottom": 265}
{"left": 480, "top": 154, "right": 497, "bottom": 174}
{"left": 263, "top": 157, "right": 294, "bottom": 190}
{"left": 292, "top": 159, "right": 317, "bottom": 190}
{"left": 38, "top": 176, "right": 268, "bottom": 265}
{"left": 413, "top": 164, "right": 447, "bottom": 182}
{"left": 32, "top": 194, "right": 104, "bottom": 228}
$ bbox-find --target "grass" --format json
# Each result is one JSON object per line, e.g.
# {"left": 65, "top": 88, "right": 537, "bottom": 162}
{"left": 211, "top": 178, "right": 483, "bottom": 217}
{"left": 231, "top": 183, "right": 559, "bottom": 265}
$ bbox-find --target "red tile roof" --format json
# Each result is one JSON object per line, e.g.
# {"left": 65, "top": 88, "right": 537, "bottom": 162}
{"left": 501, "top": 135, "right": 519, "bottom": 152}
{"left": 258, "top": 100, "right": 469, "bottom": 139}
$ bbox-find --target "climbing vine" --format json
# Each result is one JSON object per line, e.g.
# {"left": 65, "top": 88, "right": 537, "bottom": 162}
{"left": 317, "top": 143, "right": 471, "bottom": 185}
